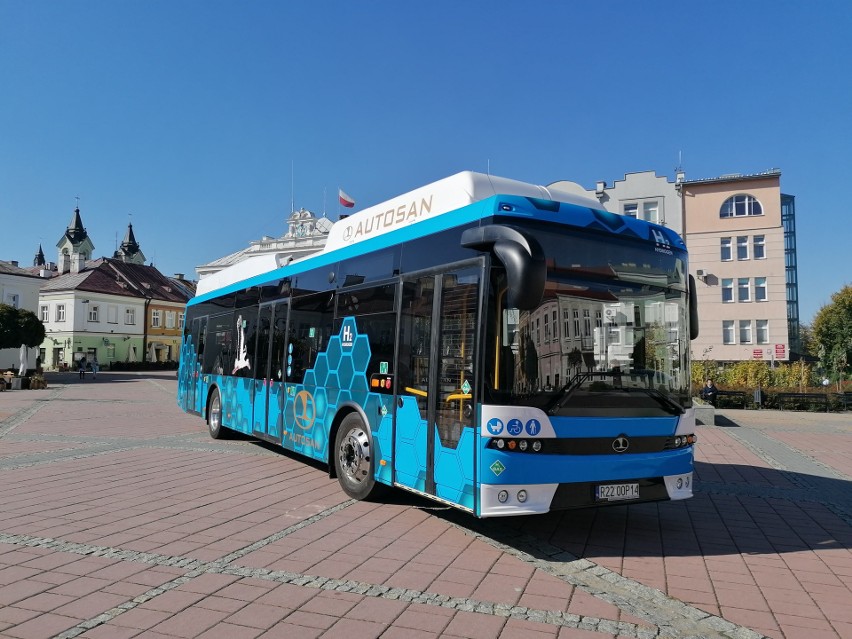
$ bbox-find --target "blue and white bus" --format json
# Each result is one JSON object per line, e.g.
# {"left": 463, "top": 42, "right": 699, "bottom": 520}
{"left": 178, "top": 171, "right": 699, "bottom": 517}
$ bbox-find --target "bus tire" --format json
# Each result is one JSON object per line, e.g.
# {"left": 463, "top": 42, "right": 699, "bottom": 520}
{"left": 334, "top": 413, "right": 384, "bottom": 501}
{"left": 207, "top": 388, "right": 227, "bottom": 439}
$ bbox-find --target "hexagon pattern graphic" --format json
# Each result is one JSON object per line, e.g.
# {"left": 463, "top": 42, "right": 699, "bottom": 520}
{"left": 182, "top": 316, "right": 475, "bottom": 508}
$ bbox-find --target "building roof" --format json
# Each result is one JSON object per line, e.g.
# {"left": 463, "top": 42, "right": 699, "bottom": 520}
{"left": 38, "top": 257, "right": 191, "bottom": 304}
{"left": 681, "top": 169, "right": 781, "bottom": 186}
{"left": 0, "top": 260, "right": 43, "bottom": 280}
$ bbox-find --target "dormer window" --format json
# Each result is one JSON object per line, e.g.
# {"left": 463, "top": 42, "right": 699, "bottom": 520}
{"left": 720, "top": 194, "right": 763, "bottom": 218}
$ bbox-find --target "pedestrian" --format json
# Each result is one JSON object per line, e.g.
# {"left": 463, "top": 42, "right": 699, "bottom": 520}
{"left": 35, "top": 355, "right": 42, "bottom": 375}
{"left": 78, "top": 356, "right": 87, "bottom": 379}
{"left": 91, "top": 355, "right": 99, "bottom": 380}
{"left": 700, "top": 379, "right": 718, "bottom": 407}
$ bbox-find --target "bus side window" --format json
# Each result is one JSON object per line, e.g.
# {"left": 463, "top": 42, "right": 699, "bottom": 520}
{"left": 203, "top": 312, "right": 233, "bottom": 375}
{"left": 337, "top": 283, "right": 397, "bottom": 378}
{"left": 288, "top": 292, "right": 334, "bottom": 384}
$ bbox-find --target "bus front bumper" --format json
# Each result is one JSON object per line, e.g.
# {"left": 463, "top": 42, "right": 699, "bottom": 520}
{"left": 478, "top": 471, "right": 693, "bottom": 517}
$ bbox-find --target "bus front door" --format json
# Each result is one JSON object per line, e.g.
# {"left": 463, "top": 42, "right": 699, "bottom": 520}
{"left": 395, "top": 267, "right": 479, "bottom": 512}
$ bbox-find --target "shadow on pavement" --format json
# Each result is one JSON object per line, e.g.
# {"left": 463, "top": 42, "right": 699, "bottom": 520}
{"left": 435, "top": 463, "right": 852, "bottom": 562}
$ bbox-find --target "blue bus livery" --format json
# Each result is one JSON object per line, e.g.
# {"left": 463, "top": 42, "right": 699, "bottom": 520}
{"left": 178, "top": 171, "right": 699, "bottom": 517}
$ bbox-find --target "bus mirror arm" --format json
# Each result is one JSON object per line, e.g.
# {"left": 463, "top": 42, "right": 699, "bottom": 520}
{"left": 688, "top": 274, "right": 699, "bottom": 340}
{"left": 461, "top": 225, "right": 546, "bottom": 310}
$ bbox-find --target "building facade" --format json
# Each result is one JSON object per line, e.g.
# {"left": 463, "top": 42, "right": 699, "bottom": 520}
{"left": 681, "top": 170, "right": 799, "bottom": 364}
{"left": 550, "top": 171, "right": 684, "bottom": 236}
{"left": 0, "top": 260, "right": 44, "bottom": 371}
{"left": 196, "top": 208, "right": 332, "bottom": 280}
{"left": 38, "top": 258, "right": 192, "bottom": 369}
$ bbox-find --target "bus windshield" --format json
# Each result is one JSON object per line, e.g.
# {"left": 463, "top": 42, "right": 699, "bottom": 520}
{"left": 489, "top": 229, "right": 691, "bottom": 417}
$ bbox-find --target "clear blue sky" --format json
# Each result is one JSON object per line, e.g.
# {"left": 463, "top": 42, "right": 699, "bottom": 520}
{"left": 1, "top": 1, "right": 849, "bottom": 324}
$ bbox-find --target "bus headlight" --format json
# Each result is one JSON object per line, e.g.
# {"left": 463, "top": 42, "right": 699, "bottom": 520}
{"left": 517, "top": 490, "right": 528, "bottom": 503}
{"left": 498, "top": 490, "right": 509, "bottom": 503}
{"left": 532, "top": 440, "right": 542, "bottom": 452}
{"left": 496, "top": 439, "right": 505, "bottom": 449}
{"left": 518, "top": 440, "right": 528, "bottom": 451}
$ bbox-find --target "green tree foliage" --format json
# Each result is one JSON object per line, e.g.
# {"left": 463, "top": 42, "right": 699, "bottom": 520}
{"left": 0, "top": 304, "right": 46, "bottom": 350}
{"left": 811, "top": 285, "right": 852, "bottom": 384}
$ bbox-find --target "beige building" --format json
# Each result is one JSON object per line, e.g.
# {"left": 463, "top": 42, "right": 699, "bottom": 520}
{"left": 681, "top": 170, "right": 799, "bottom": 364}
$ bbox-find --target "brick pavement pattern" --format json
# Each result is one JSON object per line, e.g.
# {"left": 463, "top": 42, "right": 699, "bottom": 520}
{"left": 0, "top": 371, "right": 850, "bottom": 638}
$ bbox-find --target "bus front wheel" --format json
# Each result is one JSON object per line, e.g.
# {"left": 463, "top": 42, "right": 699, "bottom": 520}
{"left": 207, "top": 388, "right": 226, "bottom": 439}
{"left": 334, "top": 413, "right": 383, "bottom": 501}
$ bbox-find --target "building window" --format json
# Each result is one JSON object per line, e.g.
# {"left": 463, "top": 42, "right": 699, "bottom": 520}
{"left": 755, "top": 277, "right": 767, "bottom": 302}
{"left": 40, "top": 305, "right": 49, "bottom": 322}
{"left": 595, "top": 310, "right": 602, "bottom": 329}
{"left": 166, "top": 311, "right": 176, "bottom": 329}
{"left": 56, "top": 304, "right": 66, "bottom": 322}
{"left": 573, "top": 310, "right": 580, "bottom": 337}
{"left": 723, "top": 320, "right": 735, "bottom": 345}
{"left": 108, "top": 305, "right": 118, "bottom": 324}
{"left": 88, "top": 305, "right": 99, "bottom": 322}
{"left": 720, "top": 194, "right": 763, "bottom": 218}
{"left": 5, "top": 293, "right": 20, "bottom": 308}
{"left": 552, "top": 309, "right": 558, "bottom": 341}
{"left": 151, "top": 309, "right": 162, "bottom": 328}
{"left": 623, "top": 203, "right": 638, "bottom": 218}
{"left": 737, "top": 236, "right": 749, "bottom": 260}
{"left": 544, "top": 314, "right": 550, "bottom": 342}
{"left": 722, "top": 279, "right": 734, "bottom": 303}
{"left": 753, "top": 235, "right": 766, "bottom": 259}
{"left": 738, "top": 278, "right": 751, "bottom": 302}
{"left": 756, "top": 319, "right": 769, "bottom": 344}
{"left": 583, "top": 309, "right": 591, "bottom": 337}
{"left": 720, "top": 237, "right": 732, "bottom": 261}
{"left": 642, "top": 201, "right": 659, "bottom": 223}
{"left": 179, "top": 312, "right": 185, "bottom": 330}
{"left": 739, "top": 320, "right": 752, "bottom": 344}
{"left": 125, "top": 308, "right": 135, "bottom": 325}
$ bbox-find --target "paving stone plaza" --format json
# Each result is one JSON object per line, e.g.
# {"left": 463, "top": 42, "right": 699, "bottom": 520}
{"left": 1, "top": 372, "right": 850, "bottom": 639}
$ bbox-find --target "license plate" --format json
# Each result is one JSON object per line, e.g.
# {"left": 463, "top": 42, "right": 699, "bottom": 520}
{"left": 596, "top": 483, "right": 640, "bottom": 502}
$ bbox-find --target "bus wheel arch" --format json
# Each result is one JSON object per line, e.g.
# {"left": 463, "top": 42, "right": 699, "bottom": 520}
{"left": 331, "top": 408, "right": 385, "bottom": 501}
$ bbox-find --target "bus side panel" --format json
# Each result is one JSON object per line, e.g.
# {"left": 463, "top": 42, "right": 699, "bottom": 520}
{"left": 434, "top": 426, "right": 476, "bottom": 510}
{"left": 394, "top": 396, "right": 428, "bottom": 492}
{"left": 218, "top": 376, "right": 253, "bottom": 435}
{"left": 276, "top": 319, "right": 395, "bottom": 481}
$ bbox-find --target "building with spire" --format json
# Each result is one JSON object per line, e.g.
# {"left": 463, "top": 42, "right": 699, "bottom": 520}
{"left": 113, "top": 222, "right": 146, "bottom": 265}
{"left": 29, "top": 203, "right": 195, "bottom": 370}
{"left": 56, "top": 205, "right": 95, "bottom": 275}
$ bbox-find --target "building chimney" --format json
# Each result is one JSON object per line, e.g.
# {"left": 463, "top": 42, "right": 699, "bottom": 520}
{"left": 174, "top": 273, "right": 184, "bottom": 280}
{"left": 10, "top": 260, "right": 18, "bottom": 267}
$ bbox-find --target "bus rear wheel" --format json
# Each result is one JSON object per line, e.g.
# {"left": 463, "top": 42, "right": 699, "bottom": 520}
{"left": 207, "top": 388, "right": 227, "bottom": 439}
{"left": 334, "top": 413, "right": 384, "bottom": 501}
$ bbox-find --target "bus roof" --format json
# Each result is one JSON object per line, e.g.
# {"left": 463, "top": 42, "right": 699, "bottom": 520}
{"left": 323, "top": 171, "right": 602, "bottom": 252}
{"left": 196, "top": 171, "right": 602, "bottom": 298}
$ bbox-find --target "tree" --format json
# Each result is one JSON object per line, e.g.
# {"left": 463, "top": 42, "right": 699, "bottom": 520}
{"left": 0, "top": 304, "right": 45, "bottom": 350}
{"left": 811, "top": 285, "right": 852, "bottom": 386}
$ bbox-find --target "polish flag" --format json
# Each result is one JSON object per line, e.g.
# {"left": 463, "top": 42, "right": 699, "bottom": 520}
{"left": 338, "top": 188, "right": 355, "bottom": 208}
